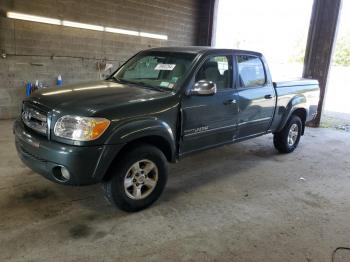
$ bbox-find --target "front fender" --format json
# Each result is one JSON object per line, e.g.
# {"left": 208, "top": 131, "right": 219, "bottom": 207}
{"left": 276, "top": 94, "right": 308, "bottom": 132}
{"left": 105, "top": 118, "right": 176, "bottom": 157}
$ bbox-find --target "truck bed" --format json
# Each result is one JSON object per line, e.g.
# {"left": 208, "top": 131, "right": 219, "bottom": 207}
{"left": 274, "top": 78, "right": 319, "bottom": 88}
{"left": 269, "top": 78, "right": 320, "bottom": 132}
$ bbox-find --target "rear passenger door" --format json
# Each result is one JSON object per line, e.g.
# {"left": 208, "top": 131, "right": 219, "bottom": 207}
{"left": 235, "top": 54, "right": 276, "bottom": 139}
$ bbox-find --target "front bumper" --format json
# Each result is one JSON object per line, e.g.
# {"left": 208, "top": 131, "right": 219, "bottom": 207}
{"left": 14, "top": 119, "right": 123, "bottom": 186}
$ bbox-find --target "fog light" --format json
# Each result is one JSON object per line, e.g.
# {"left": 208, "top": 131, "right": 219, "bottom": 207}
{"left": 61, "top": 166, "right": 70, "bottom": 180}
{"left": 52, "top": 166, "right": 70, "bottom": 182}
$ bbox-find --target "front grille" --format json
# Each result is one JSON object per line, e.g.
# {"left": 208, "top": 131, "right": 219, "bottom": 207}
{"left": 22, "top": 103, "right": 48, "bottom": 135}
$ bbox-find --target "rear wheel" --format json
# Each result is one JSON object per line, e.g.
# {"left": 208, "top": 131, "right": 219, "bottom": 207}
{"left": 103, "top": 144, "right": 168, "bottom": 212}
{"left": 273, "top": 115, "right": 302, "bottom": 153}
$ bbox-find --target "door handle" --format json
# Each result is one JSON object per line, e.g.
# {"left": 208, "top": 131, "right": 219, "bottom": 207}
{"left": 224, "top": 99, "right": 237, "bottom": 105}
{"left": 264, "top": 94, "right": 273, "bottom": 99}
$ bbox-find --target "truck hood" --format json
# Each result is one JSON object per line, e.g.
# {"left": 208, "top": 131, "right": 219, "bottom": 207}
{"left": 28, "top": 80, "right": 174, "bottom": 116}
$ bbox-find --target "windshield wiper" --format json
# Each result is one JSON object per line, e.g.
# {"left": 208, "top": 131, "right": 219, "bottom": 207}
{"left": 136, "top": 81, "right": 167, "bottom": 92}
{"left": 113, "top": 77, "right": 167, "bottom": 92}
{"left": 111, "top": 76, "right": 133, "bottom": 85}
{"left": 111, "top": 77, "right": 168, "bottom": 92}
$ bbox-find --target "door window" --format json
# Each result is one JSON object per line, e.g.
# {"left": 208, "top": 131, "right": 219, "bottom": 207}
{"left": 237, "top": 55, "right": 266, "bottom": 88}
{"left": 195, "top": 56, "right": 232, "bottom": 89}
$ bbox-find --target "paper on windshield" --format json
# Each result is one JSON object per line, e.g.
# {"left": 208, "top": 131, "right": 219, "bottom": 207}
{"left": 155, "top": 64, "right": 176, "bottom": 70}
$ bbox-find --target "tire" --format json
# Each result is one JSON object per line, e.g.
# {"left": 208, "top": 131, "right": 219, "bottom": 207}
{"left": 273, "top": 115, "right": 303, "bottom": 153}
{"left": 102, "top": 144, "right": 168, "bottom": 212}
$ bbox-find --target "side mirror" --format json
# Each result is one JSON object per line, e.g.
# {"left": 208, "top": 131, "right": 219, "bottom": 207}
{"left": 191, "top": 80, "right": 217, "bottom": 96}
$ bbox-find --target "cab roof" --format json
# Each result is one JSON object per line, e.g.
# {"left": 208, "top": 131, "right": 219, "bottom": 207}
{"left": 146, "top": 46, "right": 263, "bottom": 57}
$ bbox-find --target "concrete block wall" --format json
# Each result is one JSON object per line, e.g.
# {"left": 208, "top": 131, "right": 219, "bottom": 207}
{"left": 0, "top": 0, "right": 210, "bottom": 119}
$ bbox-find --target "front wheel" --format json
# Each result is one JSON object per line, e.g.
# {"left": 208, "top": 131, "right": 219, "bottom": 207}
{"left": 103, "top": 144, "right": 168, "bottom": 212}
{"left": 273, "top": 115, "right": 302, "bottom": 153}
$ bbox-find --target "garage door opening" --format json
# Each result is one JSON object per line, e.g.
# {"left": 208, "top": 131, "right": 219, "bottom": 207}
{"left": 324, "top": 0, "right": 350, "bottom": 117}
{"left": 214, "top": 0, "right": 313, "bottom": 81}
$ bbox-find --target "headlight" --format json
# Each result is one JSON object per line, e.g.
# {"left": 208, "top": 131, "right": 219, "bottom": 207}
{"left": 54, "top": 115, "right": 110, "bottom": 141}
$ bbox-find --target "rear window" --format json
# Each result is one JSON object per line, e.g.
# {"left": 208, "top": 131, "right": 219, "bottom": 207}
{"left": 237, "top": 55, "right": 266, "bottom": 88}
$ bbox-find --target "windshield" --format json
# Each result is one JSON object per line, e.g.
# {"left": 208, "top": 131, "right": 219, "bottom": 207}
{"left": 112, "top": 51, "right": 196, "bottom": 91}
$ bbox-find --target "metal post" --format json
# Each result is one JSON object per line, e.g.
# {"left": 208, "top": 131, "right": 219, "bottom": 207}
{"left": 303, "top": 0, "right": 342, "bottom": 127}
{"left": 197, "top": 0, "right": 216, "bottom": 46}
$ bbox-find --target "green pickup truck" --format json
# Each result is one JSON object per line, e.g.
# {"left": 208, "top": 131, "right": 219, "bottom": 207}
{"left": 14, "top": 47, "right": 320, "bottom": 211}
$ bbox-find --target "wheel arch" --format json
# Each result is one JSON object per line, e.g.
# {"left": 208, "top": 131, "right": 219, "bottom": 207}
{"left": 102, "top": 118, "right": 176, "bottom": 178}
{"left": 275, "top": 95, "right": 308, "bottom": 135}
{"left": 102, "top": 135, "right": 173, "bottom": 182}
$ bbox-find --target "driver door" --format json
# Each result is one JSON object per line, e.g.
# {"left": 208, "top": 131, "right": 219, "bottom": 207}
{"left": 179, "top": 54, "right": 239, "bottom": 156}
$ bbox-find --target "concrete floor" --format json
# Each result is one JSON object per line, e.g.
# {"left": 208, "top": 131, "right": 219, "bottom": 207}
{"left": 1, "top": 120, "right": 350, "bottom": 262}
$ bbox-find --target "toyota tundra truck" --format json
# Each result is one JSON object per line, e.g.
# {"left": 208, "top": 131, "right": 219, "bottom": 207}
{"left": 14, "top": 47, "right": 320, "bottom": 211}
